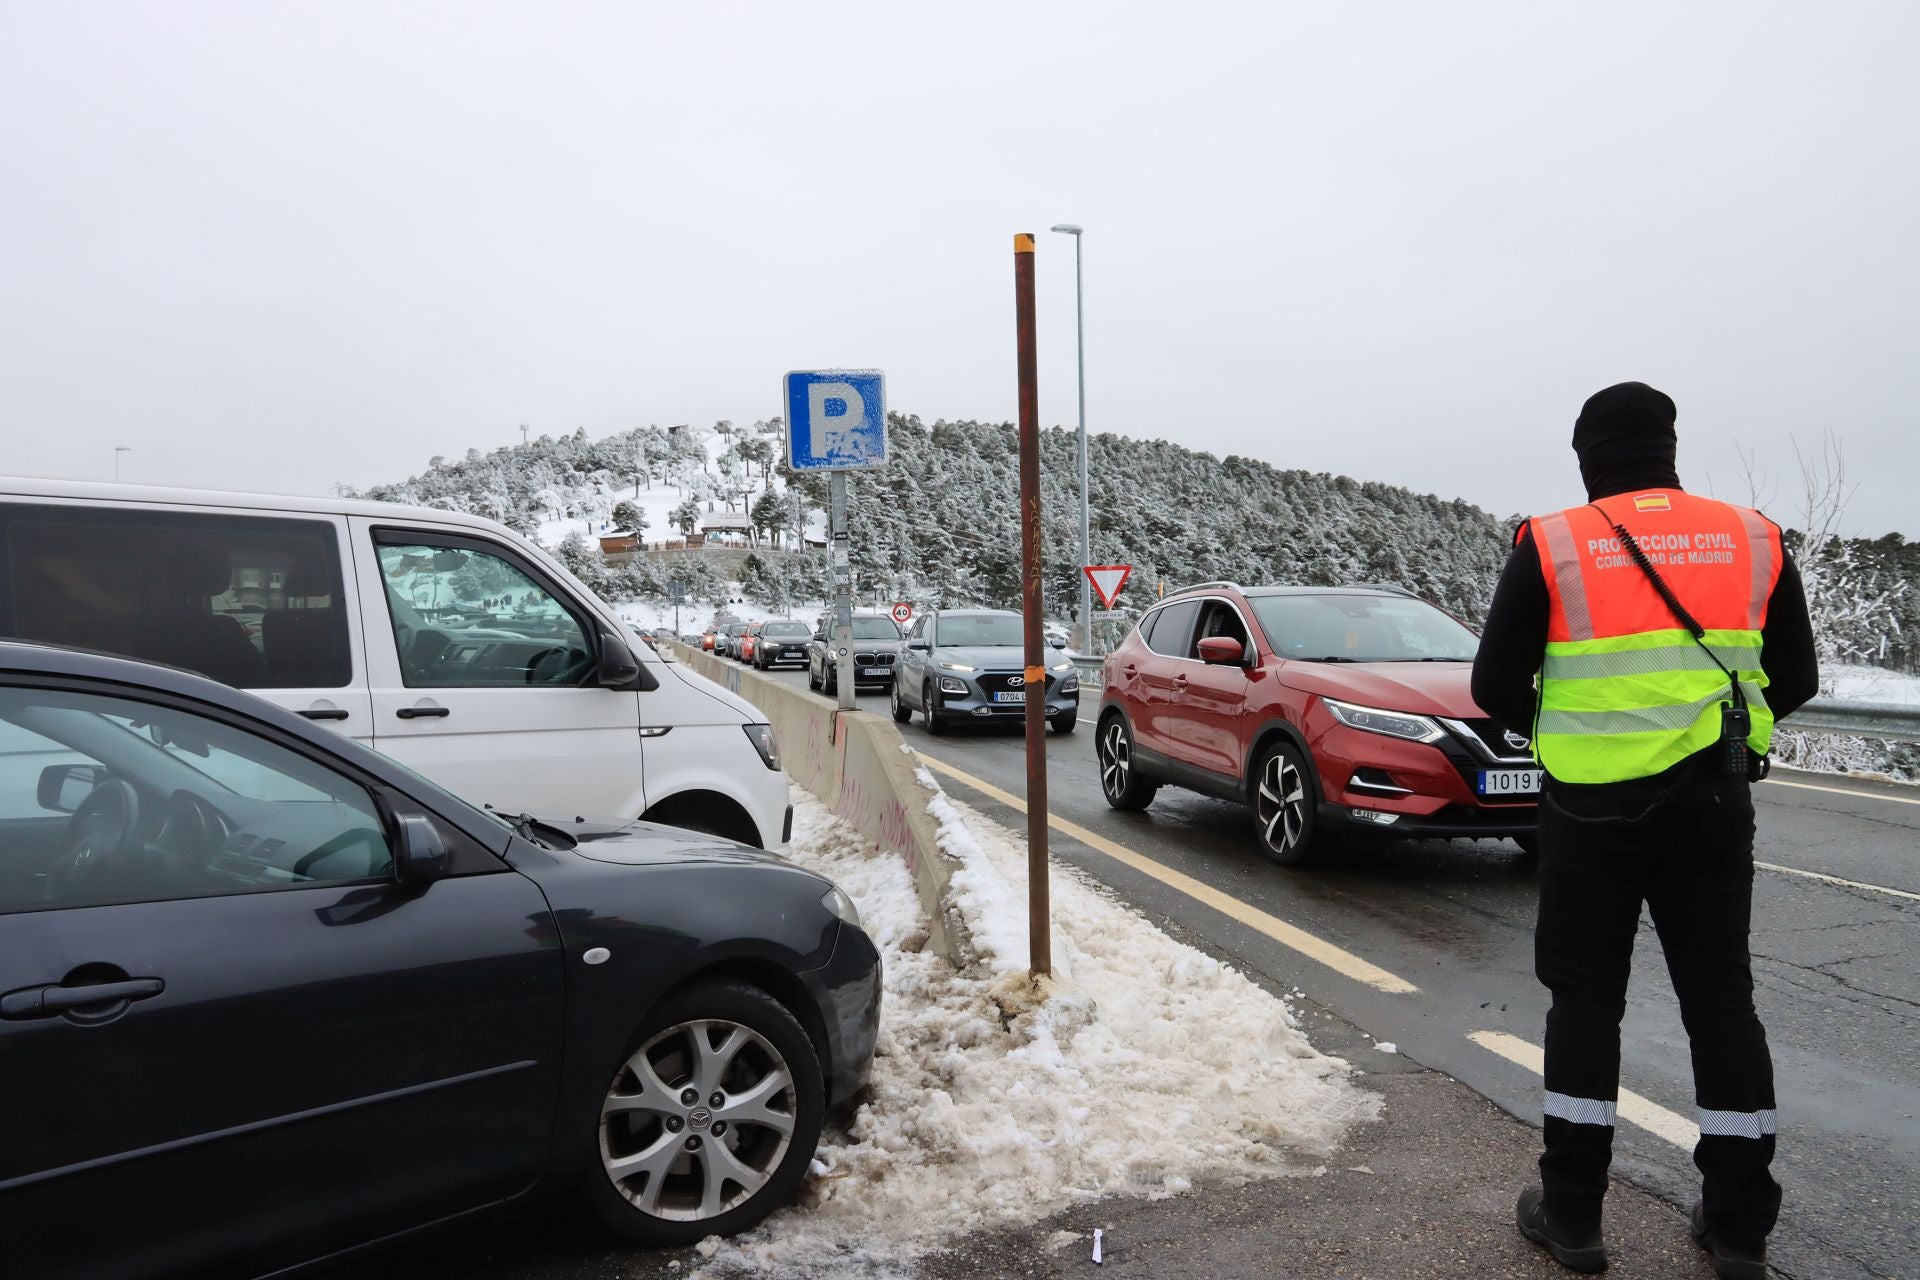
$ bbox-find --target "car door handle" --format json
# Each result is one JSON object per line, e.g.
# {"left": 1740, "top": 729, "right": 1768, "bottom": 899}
{"left": 298, "top": 708, "right": 350, "bottom": 721}
{"left": 396, "top": 705, "right": 451, "bottom": 720}
{"left": 2, "top": 978, "right": 165, "bottom": 1020}
{"left": 1172, "top": 674, "right": 1189, "bottom": 691}
{"left": 1121, "top": 664, "right": 1137, "bottom": 679}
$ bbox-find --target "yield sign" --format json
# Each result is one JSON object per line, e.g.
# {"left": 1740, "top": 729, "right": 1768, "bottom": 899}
{"left": 1083, "top": 565, "right": 1133, "bottom": 609}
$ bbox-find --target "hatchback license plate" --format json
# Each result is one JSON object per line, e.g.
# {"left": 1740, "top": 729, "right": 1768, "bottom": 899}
{"left": 992, "top": 691, "right": 1026, "bottom": 703}
{"left": 1478, "top": 769, "right": 1543, "bottom": 796}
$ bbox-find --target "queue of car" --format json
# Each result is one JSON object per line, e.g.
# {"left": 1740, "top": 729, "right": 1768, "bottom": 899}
{"left": 0, "top": 477, "right": 883, "bottom": 1280}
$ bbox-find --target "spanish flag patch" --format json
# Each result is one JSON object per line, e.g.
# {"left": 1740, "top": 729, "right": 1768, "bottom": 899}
{"left": 1634, "top": 493, "right": 1673, "bottom": 513}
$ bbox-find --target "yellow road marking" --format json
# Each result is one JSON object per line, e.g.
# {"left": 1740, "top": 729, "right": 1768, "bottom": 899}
{"left": 1761, "top": 776, "right": 1920, "bottom": 807}
{"left": 1755, "top": 862, "right": 1919, "bottom": 903}
{"left": 1467, "top": 1031, "right": 1696, "bottom": 1149}
{"left": 917, "top": 754, "right": 1419, "bottom": 994}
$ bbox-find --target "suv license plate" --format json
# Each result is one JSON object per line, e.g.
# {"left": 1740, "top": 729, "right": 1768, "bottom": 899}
{"left": 861, "top": 667, "right": 890, "bottom": 676}
{"left": 992, "top": 691, "right": 1026, "bottom": 703}
{"left": 1478, "top": 769, "right": 1543, "bottom": 796}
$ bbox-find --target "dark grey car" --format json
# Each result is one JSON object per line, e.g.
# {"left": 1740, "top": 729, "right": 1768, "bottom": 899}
{"left": 806, "top": 612, "right": 904, "bottom": 695}
{"left": 891, "top": 609, "right": 1078, "bottom": 733}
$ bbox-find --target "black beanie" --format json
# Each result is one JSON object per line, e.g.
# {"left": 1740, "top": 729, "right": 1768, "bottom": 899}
{"left": 1572, "top": 382, "right": 1679, "bottom": 500}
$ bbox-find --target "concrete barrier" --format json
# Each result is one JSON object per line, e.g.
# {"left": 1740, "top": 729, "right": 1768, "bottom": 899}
{"left": 671, "top": 643, "right": 973, "bottom": 963}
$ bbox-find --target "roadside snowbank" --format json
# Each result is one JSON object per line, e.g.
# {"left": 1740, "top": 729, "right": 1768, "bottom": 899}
{"left": 695, "top": 792, "right": 1377, "bottom": 1277}
{"left": 1823, "top": 662, "right": 1920, "bottom": 705}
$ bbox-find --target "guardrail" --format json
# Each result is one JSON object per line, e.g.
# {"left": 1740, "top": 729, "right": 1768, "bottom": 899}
{"left": 1067, "top": 656, "right": 1919, "bottom": 744}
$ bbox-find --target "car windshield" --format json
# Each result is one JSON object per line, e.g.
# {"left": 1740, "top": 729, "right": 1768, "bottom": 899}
{"left": 763, "top": 622, "right": 810, "bottom": 638}
{"left": 935, "top": 615, "right": 1023, "bottom": 647}
{"left": 1249, "top": 594, "right": 1479, "bottom": 662}
{"left": 853, "top": 617, "right": 902, "bottom": 640}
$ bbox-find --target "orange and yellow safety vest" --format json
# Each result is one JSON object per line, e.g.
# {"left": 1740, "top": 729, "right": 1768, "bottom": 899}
{"left": 1526, "top": 489, "right": 1784, "bottom": 784}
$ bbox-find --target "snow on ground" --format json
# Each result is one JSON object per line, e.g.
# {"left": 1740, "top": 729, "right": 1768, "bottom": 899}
{"left": 693, "top": 791, "right": 1378, "bottom": 1278}
{"left": 1823, "top": 663, "right": 1920, "bottom": 705}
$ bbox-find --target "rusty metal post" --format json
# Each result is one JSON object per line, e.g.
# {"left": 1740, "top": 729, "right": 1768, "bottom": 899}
{"left": 1013, "top": 232, "right": 1051, "bottom": 979}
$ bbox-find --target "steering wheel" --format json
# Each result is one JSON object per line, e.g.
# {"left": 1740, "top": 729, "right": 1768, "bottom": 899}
{"left": 44, "top": 778, "right": 143, "bottom": 902}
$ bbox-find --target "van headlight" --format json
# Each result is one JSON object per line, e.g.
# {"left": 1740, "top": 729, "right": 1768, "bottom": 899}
{"left": 1322, "top": 698, "right": 1445, "bottom": 744}
{"left": 741, "top": 723, "right": 780, "bottom": 770}
{"left": 821, "top": 885, "right": 861, "bottom": 928}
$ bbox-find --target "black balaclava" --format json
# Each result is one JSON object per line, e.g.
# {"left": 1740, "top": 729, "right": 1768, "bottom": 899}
{"left": 1572, "top": 381, "right": 1680, "bottom": 501}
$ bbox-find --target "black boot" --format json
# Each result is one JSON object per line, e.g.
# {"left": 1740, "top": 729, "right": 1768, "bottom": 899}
{"left": 1691, "top": 1202, "right": 1767, "bottom": 1279}
{"left": 1516, "top": 1187, "right": 1608, "bottom": 1272}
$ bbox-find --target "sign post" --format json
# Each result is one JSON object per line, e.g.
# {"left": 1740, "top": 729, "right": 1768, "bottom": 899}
{"left": 1013, "top": 233, "right": 1051, "bottom": 981}
{"left": 784, "top": 370, "right": 887, "bottom": 712}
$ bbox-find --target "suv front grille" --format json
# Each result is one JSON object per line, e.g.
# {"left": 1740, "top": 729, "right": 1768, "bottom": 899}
{"left": 976, "top": 672, "right": 1050, "bottom": 697}
{"left": 853, "top": 652, "right": 896, "bottom": 666}
{"left": 1443, "top": 717, "right": 1535, "bottom": 765}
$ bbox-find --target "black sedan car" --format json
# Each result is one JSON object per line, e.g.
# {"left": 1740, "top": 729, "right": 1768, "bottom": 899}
{"left": 0, "top": 642, "right": 880, "bottom": 1280}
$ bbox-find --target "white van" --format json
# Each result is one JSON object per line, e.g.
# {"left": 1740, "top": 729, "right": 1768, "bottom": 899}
{"left": 0, "top": 478, "right": 791, "bottom": 848}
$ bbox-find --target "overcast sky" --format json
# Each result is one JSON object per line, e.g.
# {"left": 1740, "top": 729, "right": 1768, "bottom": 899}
{"left": 3, "top": 2, "right": 1915, "bottom": 535}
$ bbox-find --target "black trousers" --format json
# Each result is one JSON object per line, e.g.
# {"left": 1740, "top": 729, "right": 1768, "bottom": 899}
{"left": 1535, "top": 754, "right": 1781, "bottom": 1251}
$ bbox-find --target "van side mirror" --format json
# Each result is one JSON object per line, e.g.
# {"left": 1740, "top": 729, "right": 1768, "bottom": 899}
{"left": 38, "top": 764, "right": 109, "bottom": 814}
{"left": 393, "top": 813, "right": 449, "bottom": 886}
{"left": 596, "top": 629, "right": 653, "bottom": 690}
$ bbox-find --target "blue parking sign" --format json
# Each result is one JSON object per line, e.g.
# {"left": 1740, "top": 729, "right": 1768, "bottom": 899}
{"left": 785, "top": 370, "right": 887, "bottom": 471}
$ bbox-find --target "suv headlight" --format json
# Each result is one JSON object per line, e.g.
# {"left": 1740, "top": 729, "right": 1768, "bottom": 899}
{"left": 821, "top": 884, "right": 861, "bottom": 928}
{"left": 1322, "top": 698, "right": 1446, "bottom": 744}
{"left": 741, "top": 723, "right": 780, "bottom": 770}
{"left": 938, "top": 660, "right": 975, "bottom": 673}
{"left": 1049, "top": 659, "right": 1073, "bottom": 672}
{"left": 938, "top": 676, "right": 970, "bottom": 695}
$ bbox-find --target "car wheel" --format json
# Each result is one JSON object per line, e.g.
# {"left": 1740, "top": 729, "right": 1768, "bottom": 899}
{"left": 1512, "top": 833, "right": 1538, "bottom": 857}
{"left": 891, "top": 680, "right": 912, "bottom": 723}
{"left": 806, "top": 662, "right": 820, "bottom": 691}
{"left": 1097, "top": 715, "right": 1156, "bottom": 810}
{"left": 922, "top": 681, "right": 947, "bottom": 734}
{"left": 1251, "top": 740, "right": 1327, "bottom": 866}
{"left": 1049, "top": 710, "right": 1077, "bottom": 734}
{"left": 583, "top": 980, "right": 824, "bottom": 1248}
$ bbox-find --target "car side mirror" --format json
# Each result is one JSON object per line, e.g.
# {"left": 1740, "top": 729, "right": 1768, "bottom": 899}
{"left": 393, "top": 813, "right": 449, "bottom": 886}
{"left": 1196, "top": 636, "right": 1245, "bottom": 666}
{"left": 37, "top": 763, "right": 109, "bottom": 814}
{"left": 908, "top": 638, "right": 930, "bottom": 650}
{"left": 1049, "top": 637, "right": 1068, "bottom": 650}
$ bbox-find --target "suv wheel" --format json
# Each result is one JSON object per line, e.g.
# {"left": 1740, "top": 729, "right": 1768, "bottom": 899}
{"left": 922, "top": 681, "right": 947, "bottom": 734}
{"left": 583, "top": 981, "right": 824, "bottom": 1248}
{"left": 1252, "top": 740, "right": 1325, "bottom": 865}
{"left": 1049, "top": 709, "right": 1076, "bottom": 734}
{"left": 806, "top": 661, "right": 820, "bottom": 692}
{"left": 1097, "top": 715, "right": 1156, "bottom": 810}
{"left": 891, "top": 679, "right": 912, "bottom": 723}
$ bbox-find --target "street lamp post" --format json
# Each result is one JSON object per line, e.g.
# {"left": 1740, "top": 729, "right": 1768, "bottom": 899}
{"left": 113, "top": 447, "right": 132, "bottom": 481}
{"left": 1050, "top": 224, "right": 1092, "bottom": 653}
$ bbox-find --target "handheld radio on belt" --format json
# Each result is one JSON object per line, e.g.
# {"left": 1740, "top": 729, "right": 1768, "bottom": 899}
{"left": 1593, "top": 508, "right": 1769, "bottom": 781}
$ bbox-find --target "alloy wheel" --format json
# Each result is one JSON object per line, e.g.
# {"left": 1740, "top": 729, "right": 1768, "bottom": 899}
{"left": 1256, "top": 750, "right": 1309, "bottom": 855}
{"left": 1100, "top": 721, "right": 1132, "bottom": 799}
{"left": 599, "top": 1018, "right": 797, "bottom": 1223}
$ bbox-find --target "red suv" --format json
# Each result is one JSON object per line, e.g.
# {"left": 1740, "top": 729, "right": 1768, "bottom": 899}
{"left": 1096, "top": 583, "right": 1538, "bottom": 864}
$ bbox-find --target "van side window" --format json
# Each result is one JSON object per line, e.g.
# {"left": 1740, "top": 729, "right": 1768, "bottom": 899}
{"left": 1189, "top": 599, "right": 1250, "bottom": 658}
{"left": 0, "top": 505, "right": 350, "bottom": 689}
{"left": 373, "top": 540, "right": 594, "bottom": 688}
{"left": 1144, "top": 601, "right": 1200, "bottom": 658}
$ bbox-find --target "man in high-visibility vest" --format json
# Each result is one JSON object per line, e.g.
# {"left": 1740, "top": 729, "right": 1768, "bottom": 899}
{"left": 1472, "top": 382, "right": 1817, "bottom": 1278}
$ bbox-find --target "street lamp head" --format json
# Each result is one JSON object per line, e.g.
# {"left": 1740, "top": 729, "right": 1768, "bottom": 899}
{"left": 1050, "top": 223, "right": 1082, "bottom": 235}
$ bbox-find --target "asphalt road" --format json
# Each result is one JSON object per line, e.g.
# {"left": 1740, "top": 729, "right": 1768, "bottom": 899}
{"left": 759, "top": 663, "right": 1919, "bottom": 1280}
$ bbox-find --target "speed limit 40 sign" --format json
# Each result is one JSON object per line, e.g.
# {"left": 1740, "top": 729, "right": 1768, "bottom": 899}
{"left": 890, "top": 602, "right": 913, "bottom": 625}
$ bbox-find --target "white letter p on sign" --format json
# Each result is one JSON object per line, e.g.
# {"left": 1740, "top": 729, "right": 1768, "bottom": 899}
{"left": 807, "top": 381, "right": 866, "bottom": 462}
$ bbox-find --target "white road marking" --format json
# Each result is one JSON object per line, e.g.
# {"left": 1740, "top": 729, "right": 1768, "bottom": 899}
{"left": 1467, "top": 1031, "right": 1696, "bottom": 1149}
{"left": 1761, "top": 776, "right": 1920, "bottom": 807}
{"left": 917, "top": 754, "right": 1420, "bottom": 994}
{"left": 1755, "top": 862, "right": 1920, "bottom": 903}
